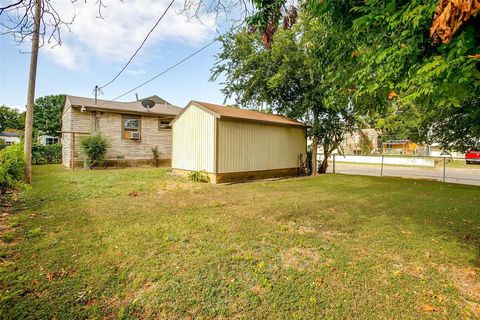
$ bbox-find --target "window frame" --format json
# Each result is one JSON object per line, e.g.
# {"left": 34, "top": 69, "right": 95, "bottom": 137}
{"left": 122, "top": 114, "right": 142, "bottom": 140}
{"left": 158, "top": 117, "right": 173, "bottom": 130}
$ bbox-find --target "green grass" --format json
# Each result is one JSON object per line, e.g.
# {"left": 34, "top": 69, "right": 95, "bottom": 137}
{"left": 1, "top": 165, "right": 480, "bottom": 319}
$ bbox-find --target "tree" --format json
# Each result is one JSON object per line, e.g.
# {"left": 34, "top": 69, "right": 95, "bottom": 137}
{"left": 212, "top": 12, "right": 357, "bottom": 173}
{"left": 33, "top": 95, "right": 65, "bottom": 137}
{"left": 247, "top": 0, "right": 480, "bottom": 150}
{"left": 422, "top": 99, "right": 480, "bottom": 152}
{"left": 358, "top": 132, "right": 373, "bottom": 155}
{"left": 1, "top": 0, "right": 105, "bottom": 184}
{"left": 0, "top": 106, "right": 24, "bottom": 131}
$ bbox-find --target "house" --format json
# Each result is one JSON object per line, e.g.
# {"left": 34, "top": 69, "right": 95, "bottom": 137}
{"left": 428, "top": 143, "right": 465, "bottom": 158}
{"left": 382, "top": 140, "right": 417, "bottom": 155}
{"left": 171, "top": 101, "right": 307, "bottom": 183}
{"left": 37, "top": 135, "right": 59, "bottom": 145}
{"left": 0, "top": 131, "right": 21, "bottom": 145}
{"left": 340, "top": 129, "right": 380, "bottom": 155}
{"left": 61, "top": 95, "right": 182, "bottom": 168}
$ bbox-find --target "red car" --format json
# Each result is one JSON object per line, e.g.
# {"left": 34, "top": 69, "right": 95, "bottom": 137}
{"left": 466, "top": 149, "right": 480, "bottom": 164}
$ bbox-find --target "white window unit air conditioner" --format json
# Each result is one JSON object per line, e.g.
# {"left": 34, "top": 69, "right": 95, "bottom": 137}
{"left": 129, "top": 131, "right": 140, "bottom": 140}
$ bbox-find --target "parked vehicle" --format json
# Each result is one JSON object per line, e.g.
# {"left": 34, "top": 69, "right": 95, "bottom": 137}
{"left": 466, "top": 149, "right": 480, "bottom": 164}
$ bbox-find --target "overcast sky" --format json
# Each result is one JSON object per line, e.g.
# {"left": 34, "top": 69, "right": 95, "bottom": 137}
{"left": 0, "top": 0, "right": 233, "bottom": 110}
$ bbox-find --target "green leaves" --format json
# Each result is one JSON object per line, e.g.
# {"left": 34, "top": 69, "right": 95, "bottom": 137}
{"left": 33, "top": 95, "right": 65, "bottom": 137}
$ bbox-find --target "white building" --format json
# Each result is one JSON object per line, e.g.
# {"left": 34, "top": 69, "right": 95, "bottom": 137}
{"left": 171, "top": 101, "right": 307, "bottom": 183}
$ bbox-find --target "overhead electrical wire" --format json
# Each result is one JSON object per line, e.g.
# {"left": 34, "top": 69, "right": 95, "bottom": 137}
{"left": 95, "top": 38, "right": 218, "bottom": 107}
{"left": 98, "top": 0, "right": 176, "bottom": 90}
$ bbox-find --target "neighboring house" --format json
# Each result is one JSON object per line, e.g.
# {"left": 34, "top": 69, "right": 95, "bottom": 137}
{"left": 0, "top": 131, "right": 21, "bottom": 145}
{"left": 382, "top": 140, "right": 417, "bottom": 155}
{"left": 340, "top": 129, "right": 380, "bottom": 155}
{"left": 171, "top": 101, "right": 307, "bottom": 183}
{"left": 62, "top": 95, "right": 182, "bottom": 168}
{"left": 37, "top": 135, "right": 59, "bottom": 145}
{"left": 428, "top": 143, "right": 465, "bottom": 158}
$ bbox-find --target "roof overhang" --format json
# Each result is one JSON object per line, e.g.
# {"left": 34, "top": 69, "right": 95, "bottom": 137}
{"left": 70, "top": 104, "right": 177, "bottom": 117}
{"left": 171, "top": 100, "right": 308, "bottom": 128}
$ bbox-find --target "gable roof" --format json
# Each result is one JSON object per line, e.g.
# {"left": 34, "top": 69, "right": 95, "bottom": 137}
{"left": 65, "top": 95, "right": 182, "bottom": 116}
{"left": 142, "top": 95, "right": 171, "bottom": 105}
{"left": 0, "top": 131, "right": 21, "bottom": 137}
{"left": 184, "top": 101, "right": 307, "bottom": 127}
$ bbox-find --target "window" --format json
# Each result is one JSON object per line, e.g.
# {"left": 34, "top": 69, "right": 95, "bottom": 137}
{"left": 46, "top": 137, "right": 59, "bottom": 145}
{"left": 158, "top": 118, "right": 172, "bottom": 130}
{"left": 122, "top": 115, "right": 141, "bottom": 140}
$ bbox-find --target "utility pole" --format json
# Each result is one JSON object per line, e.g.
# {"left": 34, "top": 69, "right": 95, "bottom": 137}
{"left": 24, "top": 0, "right": 41, "bottom": 184}
{"left": 94, "top": 85, "right": 99, "bottom": 105}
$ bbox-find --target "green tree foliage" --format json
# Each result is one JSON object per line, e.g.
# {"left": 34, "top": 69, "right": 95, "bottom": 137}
{"left": 212, "top": 12, "right": 357, "bottom": 173}
{"left": 0, "top": 105, "right": 24, "bottom": 131}
{"left": 33, "top": 95, "right": 65, "bottom": 136}
{"left": 422, "top": 99, "right": 480, "bottom": 152}
{"left": 80, "top": 134, "right": 109, "bottom": 168}
{"left": 248, "top": 0, "right": 480, "bottom": 149}
{"left": 358, "top": 132, "right": 373, "bottom": 155}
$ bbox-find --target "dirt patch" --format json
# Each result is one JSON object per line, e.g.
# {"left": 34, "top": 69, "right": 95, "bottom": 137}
{"left": 280, "top": 247, "right": 330, "bottom": 271}
{"left": 156, "top": 181, "right": 201, "bottom": 195}
{"left": 449, "top": 266, "right": 480, "bottom": 301}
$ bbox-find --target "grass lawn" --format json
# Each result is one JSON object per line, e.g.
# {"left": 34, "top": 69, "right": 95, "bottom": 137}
{"left": 1, "top": 165, "right": 480, "bottom": 319}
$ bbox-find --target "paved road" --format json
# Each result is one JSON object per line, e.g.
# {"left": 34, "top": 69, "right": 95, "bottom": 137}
{"left": 326, "top": 163, "right": 480, "bottom": 186}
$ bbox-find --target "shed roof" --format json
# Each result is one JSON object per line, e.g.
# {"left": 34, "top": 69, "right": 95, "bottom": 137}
{"left": 0, "top": 131, "right": 21, "bottom": 137}
{"left": 65, "top": 95, "right": 182, "bottom": 116}
{"left": 189, "top": 101, "right": 307, "bottom": 127}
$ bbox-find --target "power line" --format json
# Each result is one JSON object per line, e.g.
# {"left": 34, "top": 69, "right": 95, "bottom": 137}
{"left": 98, "top": 0, "right": 175, "bottom": 90}
{"left": 95, "top": 38, "right": 218, "bottom": 107}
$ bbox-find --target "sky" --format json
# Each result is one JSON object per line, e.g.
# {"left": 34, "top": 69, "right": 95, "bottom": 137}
{"left": 0, "top": 0, "right": 234, "bottom": 110}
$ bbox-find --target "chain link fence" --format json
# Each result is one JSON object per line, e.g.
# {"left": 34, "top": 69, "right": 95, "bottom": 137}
{"left": 319, "top": 154, "right": 480, "bottom": 186}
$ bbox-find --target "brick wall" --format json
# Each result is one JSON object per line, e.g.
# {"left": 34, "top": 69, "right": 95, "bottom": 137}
{"left": 62, "top": 107, "right": 172, "bottom": 168}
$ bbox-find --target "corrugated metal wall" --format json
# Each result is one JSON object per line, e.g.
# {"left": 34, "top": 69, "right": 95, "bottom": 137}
{"left": 217, "top": 119, "right": 306, "bottom": 173}
{"left": 172, "top": 105, "right": 216, "bottom": 173}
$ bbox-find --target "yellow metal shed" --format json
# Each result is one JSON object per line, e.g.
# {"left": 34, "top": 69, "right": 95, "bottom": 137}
{"left": 171, "top": 101, "right": 307, "bottom": 183}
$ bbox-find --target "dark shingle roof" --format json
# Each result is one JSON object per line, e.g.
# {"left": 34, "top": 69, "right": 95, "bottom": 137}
{"left": 0, "top": 131, "right": 21, "bottom": 137}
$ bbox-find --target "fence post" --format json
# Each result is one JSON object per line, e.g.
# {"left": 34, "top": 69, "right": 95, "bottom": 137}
{"left": 443, "top": 157, "right": 446, "bottom": 182}
{"left": 333, "top": 154, "right": 336, "bottom": 174}
{"left": 380, "top": 155, "right": 384, "bottom": 177}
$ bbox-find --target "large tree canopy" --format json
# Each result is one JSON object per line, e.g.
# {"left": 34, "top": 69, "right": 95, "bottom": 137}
{"left": 246, "top": 0, "right": 480, "bottom": 150}
{"left": 33, "top": 95, "right": 65, "bottom": 137}
{"left": 0, "top": 106, "right": 24, "bottom": 131}
{"left": 212, "top": 12, "right": 358, "bottom": 173}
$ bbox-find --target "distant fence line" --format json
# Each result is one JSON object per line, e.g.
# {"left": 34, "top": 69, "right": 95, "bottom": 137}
{"left": 318, "top": 154, "right": 480, "bottom": 186}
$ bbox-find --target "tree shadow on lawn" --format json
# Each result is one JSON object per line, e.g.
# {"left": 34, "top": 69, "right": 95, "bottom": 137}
{"left": 233, "top": 174, "right": 480, "bottom": 263}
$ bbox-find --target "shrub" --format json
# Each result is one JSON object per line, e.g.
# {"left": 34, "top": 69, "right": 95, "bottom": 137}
{"left": 359, "top": 132, "right": 373, "bottom": 155}
{"left": 80, "top": 134, "right": 109, "bottom": 168}
{"left": 0, "top": 143, "right": 25, "bottom": 194}
{"left": 151, "top": 147, "right": 160, "bottom": 167}
{"left": 32, "top": 144, "right": 61, "bottom": 165}
{"left": 187, "top": 170, "right": 210, "bottom": 183}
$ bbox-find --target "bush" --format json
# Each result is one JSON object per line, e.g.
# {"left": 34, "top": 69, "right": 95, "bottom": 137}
{"left": 80, "top": 134, "right": 109, "bottom": 168}
{"left": 0, "top": 143, "right": 25, "bottom": 194}
{"left": 187, "top": 170, "right": 210, "bottom": 183}
{"left": 32, "top": 144, "right": 62, "bottom": 165}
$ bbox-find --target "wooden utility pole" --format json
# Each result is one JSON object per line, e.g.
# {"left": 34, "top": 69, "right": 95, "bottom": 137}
{"left": 24, "top": 0, "right": 42, "bottom": 184}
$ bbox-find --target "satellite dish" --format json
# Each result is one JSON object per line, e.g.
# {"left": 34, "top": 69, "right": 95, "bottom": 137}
{"left": 141, "top": 99, "right": 155, "bottom": 110}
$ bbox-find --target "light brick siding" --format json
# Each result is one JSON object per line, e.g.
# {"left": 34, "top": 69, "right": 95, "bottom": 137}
{"left": 62, "top": 107, "right": 172, "bottom": 168}
{"left": 97, "top": 112, "right": 172, "bottom": 160}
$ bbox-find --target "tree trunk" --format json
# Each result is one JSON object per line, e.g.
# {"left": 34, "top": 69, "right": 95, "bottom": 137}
{"left": 311, "top": 136, "right": 318, "bottom": 175}
{"left": 24, "top": 0, "right": 41, "bottom": 184}
{"left": 318, "top": 154, "right": 329, "bottom": 173}
{"left": 310, "top": 106, "right": 320, "bottom": 175}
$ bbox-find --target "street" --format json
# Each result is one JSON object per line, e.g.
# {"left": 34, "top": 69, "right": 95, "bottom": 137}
{"left": 327, "top": 162, "right": 480, "bottom": 186}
